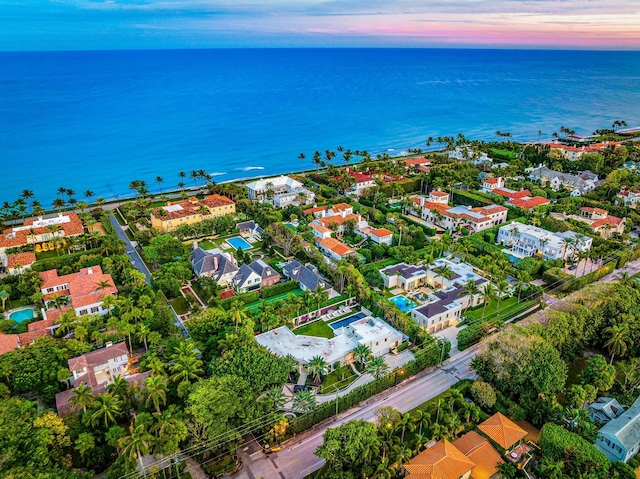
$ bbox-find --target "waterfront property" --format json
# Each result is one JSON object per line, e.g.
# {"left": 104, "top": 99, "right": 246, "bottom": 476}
{"left": 413, "top": 196, "right": 508, "bottom": 233}
{"left": 245, "top": 175, "right": 314, "bottom": 208}
{"left": 333, "top": 168, "right": 376, "bottom": 197}
{"left": 255, "top": 312, "right": 403, "bottom": 371}
{"left": 595, "top": 395, "right": 640, "bottom": 463}
{"left": 150, "top": 195, "right": 235, "bottom": 232}
{"left": 497, "top": 222, "right": 592, "bottom": 261}
{"left": 40, "top": 265, "right": 117, "bottom": 319}
{"left": 55, "top": 341, "right": 150, "bottom": 415}
{"left": 308, "top": 202, "right": 393, "bottom": 246}
{"left": 0, "top": 213, "right": 84, "bottom": 268}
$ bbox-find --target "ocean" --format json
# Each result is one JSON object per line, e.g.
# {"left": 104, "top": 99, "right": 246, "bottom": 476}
{"left": 1, "top": 48, "right": 639, "bottom": 206}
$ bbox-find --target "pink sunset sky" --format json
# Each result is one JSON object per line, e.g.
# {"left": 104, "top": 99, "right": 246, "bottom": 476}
{"left": 2, "top": 0, "right": 639, "bottom": 50}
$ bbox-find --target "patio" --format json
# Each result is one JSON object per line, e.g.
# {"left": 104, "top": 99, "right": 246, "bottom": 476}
{"left": 506, "top": 443, "right": 533, "bottom": 467}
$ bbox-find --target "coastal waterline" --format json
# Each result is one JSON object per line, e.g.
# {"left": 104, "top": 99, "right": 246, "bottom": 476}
{"left": 1, "top": 48, "right": 640, "bottom": 205}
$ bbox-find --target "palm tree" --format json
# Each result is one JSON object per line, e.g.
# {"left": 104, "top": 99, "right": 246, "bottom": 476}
{"left": 604, "top": 324, "right": 630, "bottom": 364}
{"left": 460, "top": 279, "right": 480, "bottom": 312}
{"left": 0, "top": 290, "right": 10, "bottom": 311}
{"left": 445, "top": 388, "right": 464, "bottom": 413}
{"left": 107, "top": 375, "right": 131, "bottom": 399}
{"left": 95, "top": 279, "right": 112, "bottom": 293}
{"left": 144, "top": 375, "right": 168, "bottom": 413}
{"left": 314, "top": 287, "right": 330, "bottom": 318}
{"left": 155, "top": 176, "right": 164, "bottom": 194}
{"left": 495, "top": 280, "right": 510, "bottom": 315}
{"left": 481, "top": 283, "right": 496, "bottom": 320}
{"left": 560, "top": 236, "right": 576, "bottom": 261}
{"left": 413, "top": 409, "right": 431, "bottom": 436}
{"left": 397, "top": 413, "right": 416, "bottom": 443}
{"left": 352, "top": 344, "right": 373, "bottom": 370}
{"left": 307, "top": 356, "right": 329, "bottom": 383}
{"left": 170, "top": 352, "right": 204, "bottom": 395}
{"left": 90, "top": 393, "right": 122, "bottom": 428}
{"left": 265, "top": 386, "right": 287, "bottom": 410}
{"left": 514, "top": 271, "right": 531, "bottom": 304}
{"left": 293, "top": 390, "right": 316, "bottom": 413}
{"left": 71, "top": 383, "right": 93, "bottom": 413}
{"left": 119, "top": 423, "right": 154, "bottom": 473}
{"left": 228, "top": 299, "right": 247, "bottom": 333}
{"left": 366, "top": 356, "right": 389, "bottom": 379}
{"left": 435, "top": 264, "right": 454, "bottom": 288}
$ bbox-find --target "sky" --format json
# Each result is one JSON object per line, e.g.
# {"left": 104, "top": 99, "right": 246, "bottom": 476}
{"left": 1, "top": 0, "right": 639, "bottom": 51}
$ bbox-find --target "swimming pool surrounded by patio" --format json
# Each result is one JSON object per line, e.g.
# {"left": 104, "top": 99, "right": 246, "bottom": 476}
{"left": 329, "top": 311, "right": 367, "bottom": 330}
{"left": 226, "top": 236, "right": 252, "bottom": 250}
{"left": 389, "top": 295, "right": 418, "bottom": 312}
{"left": 8, "top": 307, "right": 35, "bottom": 323}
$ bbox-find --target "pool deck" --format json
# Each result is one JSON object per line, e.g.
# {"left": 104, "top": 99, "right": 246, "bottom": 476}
{"left": 4, "top": 306, "right": 35, "bottom": 322}
{"left": 227, "top": 236, "right": 253, "bottom": 250}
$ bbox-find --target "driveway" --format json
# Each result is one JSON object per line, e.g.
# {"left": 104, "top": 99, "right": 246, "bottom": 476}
{"left": 109, "top": 214, "right": 152, "bottom": 284}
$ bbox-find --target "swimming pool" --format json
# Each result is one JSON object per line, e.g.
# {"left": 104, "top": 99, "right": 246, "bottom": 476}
{"left": 226, "top": 236, "right": 252, "bottom": 250}
{"left": 9, "top": 307, "right": 34, "bottom": 323}
{"left": 329, "top": 311, "right": 367, "bottom": 330}
{"left": 389, "top": 295, "right": 417, "bottom": 312}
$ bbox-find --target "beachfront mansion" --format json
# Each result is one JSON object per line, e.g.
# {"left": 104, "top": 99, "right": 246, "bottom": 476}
{"left": 245, "top": 176, "right": 315, "bottom": 208}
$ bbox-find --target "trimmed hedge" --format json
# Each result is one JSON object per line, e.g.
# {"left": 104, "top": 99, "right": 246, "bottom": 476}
{"left": 452, "top": 189, "right": 493, "bottom": 207}
{"left": 218, "top": 291, "right": 260, "bottom": 310}
{"left": 31, "top": 248, "right": 102, "bottom": 272}
{"left": 261, "top": 280, "right": 298, "bottom": 299}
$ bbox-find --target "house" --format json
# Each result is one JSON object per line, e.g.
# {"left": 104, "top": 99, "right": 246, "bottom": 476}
{"left": 575, "top": 207, "right": 625, "bottom": 237}
{"left": 617, "top": 189, "right": 640, "bottom": 209}
{"left": 335, "top": 169, "right": 376, "bottom": 197}
{"left": 497, "top": 222, "right": 592, "bottom": 261}
{"left": 590, "top": 397, "right": 625, "bottom": 425}
{"left": 477, "top": 412, "right": 528, "bottom": 450}
{"left": 529, "top": 166, "right": 600, "bottom": 196}
{"left": 310, "top": 223, "right": 333, "bottom": 240}
{"left": 452, "top": 431, "right": 505, "bottom": 479}
{"left": 316, "top": 237, "right": 356, "bottom": 261}
{"left": 506, "top": 196, "right": 551, "bottom": 210}
{"left": 255, "top": 313, "right": 403, "bottom": 370}
{"left": 492, "top": 188, "right": 532, "bottom": 201}
{"left": 282, "top": 260, "right": 334, "bottom": 295}
{"left": 315, "top": 212, "right": 367, "bottom": 235}
{"left": 428, "top": 190, "right": 450, "bottom": 204}
{"left": 6, "top": 251, "right": 36, "bottom": 275}
{"left": 403, "top": 440, "right": 476, "bottom": 479}
{"left": 595, "top": 395, "right": 640, "bottom": 462}
{"left": 189, "top": 247, "right": 238, "bottom": 286}
{"left": 40, "top": 266, "right": 117, "bottom": 318}
{"left": 364, "top": 227, "right": 393, "bottom": 246}
{"left": 411, "top": 259, "right": 489, "bottom": 334}
{"left": 245, "top": 176, "right": 314, "bottom": 207}
{"left": 0, "top": 213, "right": 84, "bottom": 268}
{"left": 236, "top": 220, "right": 263, "bottom": 238}
{"left": 550, "top": 141, "right": 623, "bottom": 161}
{"left": 403, "top": 157, "right": 432, "bottom": 170}
{"left": 380, "top": 263, "right": 428, "bottom": 290}
{"left": 234, "top": 259, "right": 280, "bottom": 293}
{"left": 54, "top": 342, "right": 150, "bottom": 415}
{"left": 0, "top": 316, "right": 58, "bottom": 356}
{"left": 151, "top": 195, "right": 236, "bottom": 231}
{"left": 413, "top": 197, "right": 508, "bottom": 233}
{"left": 480, "top": 177, "right": 505, "bottom": 193}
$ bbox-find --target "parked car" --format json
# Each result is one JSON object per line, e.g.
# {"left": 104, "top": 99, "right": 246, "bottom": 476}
{"left": 568, "top": 264, "right": 578, "bottom": 270}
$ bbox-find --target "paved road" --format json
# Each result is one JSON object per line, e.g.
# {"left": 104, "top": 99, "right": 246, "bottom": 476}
{"left": 109, "top": 214, "right": 152, "bottom": 284}
{"left": 238, "top": 345, "right": 480, "bottom": 479}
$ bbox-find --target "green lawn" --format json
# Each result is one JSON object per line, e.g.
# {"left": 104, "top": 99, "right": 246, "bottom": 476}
{"left": 244, "top": 288, "right": 304, "bottom": 312}
{"left": 169, "top": 297, "right": 190, "bottom": 315}
{"left": 35, "top": 250, "right": 59, "bottom": 260}
{"left": 293, "top": 320, "right": 334, "bottom": 339}
{"left": 465, "top": 297, "right": 537, "bottom": 323}
{"left": 320, "top": 369, "right": 359, "bottom": 394}
{"left": 199, "top": 239, "right": 217, "bottom": 250}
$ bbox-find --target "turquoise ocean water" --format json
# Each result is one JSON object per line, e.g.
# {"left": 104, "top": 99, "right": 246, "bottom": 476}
{"left": 1, "top": 48, "right": 639, "bottom": 205}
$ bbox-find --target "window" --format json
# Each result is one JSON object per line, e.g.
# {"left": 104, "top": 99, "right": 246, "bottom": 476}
{"left": 79, "top": 309, "right": 87, "bottom": 315}
{"left": 91, "top": 306, "right": 99, "bottom": 313}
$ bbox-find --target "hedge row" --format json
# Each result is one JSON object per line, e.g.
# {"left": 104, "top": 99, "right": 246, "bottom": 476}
{"left": 286, "top": 340, "right": 445, "bottom": 435}
{"left": 31, "top": 248, "right": 102, "bottom": 272}
{"left": 218, "top": 291, "right": 260, "bottom": 310}
{"left": 452, "top": 189, "right": 493, "bottom": 207}
{"left": 261, "top": 280, "right": 298, "bottom": 299}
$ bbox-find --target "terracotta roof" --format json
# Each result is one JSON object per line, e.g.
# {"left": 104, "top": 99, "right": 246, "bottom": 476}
{"left": 350, "top": 171, "right": 375, "bottom": 183}
{"left": 7, "top": 252, "right": 36, "bottom": 269}
{"left": 430, "top": 191, "right": 449, "bottom": 197}
{"left": 331, "top": 203, "right": 353, "bottom": 213}
{"left": 41, "top": 266, "right": 117, "bottom": 311}
{"left": 508, "top": 196, "right": 550, "bottom": 210}
{"left": 452, "top": 431, "right": 504, "bottom": 479}
{"left": 153, "top": 195, "right": 235, "bottom": 222}
{"left": 418, "top": 166, "right": 431, "bottom": 173}
{"left": 484, "top": 178, "right": 501, "bottom": 184}
{"left": 200, "top": 194, "right": 235, "bottom": 208}
{"left": 371, "top": 228, "right": 393, "bottom": 237}
{"left": 318, "top": 213, "right": 361, "bottom": 228}
{"left": 477, "top": 412, "right": 527, "bottom": 449}
{"left": 310, "top": 223, "right": 332, "bottom": 235}
{"left": 404, "top": 157, "right": 431, "bottom": 165}
{"left": 493, "top": 188, "right": 531, "bottom": 200}
{"left": 27, "top": 317, "right": 56, "bottom": 332}
{"left": 68, "top": 342, "right": 128, "bottom": 374}
{"left": 304, "top": 205, "right": 327, "bottom": 214}
{"left": 219, "top": 289, "right": 235, "bottom": 300}
{"left": 404, "top": 440, "right": 476, "bottom": 479}
{"left": 0, "top": 213, "right": 84, "bottom": 249}
{"left": 317, "top": 237, "right": 355, "bottom": 257}
{"left": 471, "top": 205, "right": 508, "bottom": 216}
{"left": 0, "top": 334, "right": 19, "bottom": 355}
{"left": 591, "top": 216, "right": 624, "bottom": 228}
{"left": 17, "top": 329, "right": 50, "bottom": 345}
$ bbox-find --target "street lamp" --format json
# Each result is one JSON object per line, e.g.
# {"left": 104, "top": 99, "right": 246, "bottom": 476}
{"left": 394, "top": 368, "right": 405, "bottom": 386}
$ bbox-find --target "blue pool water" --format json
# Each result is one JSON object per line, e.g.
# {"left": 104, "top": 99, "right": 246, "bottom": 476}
{"left": 329, "top": 312, "right": 367, "bottom": 330}
{"left": 389, "top": 295, "right": 417, "bottom": 312}
{"left": 9, "top": 308, "right": 34, "bottom": 323}
{"left": 227, "top": 236, "right": 252, "bottom": 250}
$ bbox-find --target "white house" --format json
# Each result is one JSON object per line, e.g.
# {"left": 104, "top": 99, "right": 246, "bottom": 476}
{"left": 617, "top": 189, "right": 640, "bottom": 209}
{"left": 380, "top": 263, "right": 428, "bottom": 290}
{"left": 413, "top": 197, "right": 508, "bottom": 233}
{"left": 189, "top": 246, "right": 238, "bottom": 286}
{"left": 496, "top": 222, "right": 592, "bottom": 261}
{"left": 316, "top": 237, "right": 356, "bottom": 261}
{"left": 529, "top": 166, "right": 600, "bottom": 196}
{"left": 480, "top": 177, "right": 505, "bottom": 193}
{"left": 595, "top": 395, "right": 640, "bottom": 463}
{"left": 337, "top": 169, "right": 377, "bottom": 197}
{"left": 245, "top": 175, "right": 315, "bottom": 207}
{"left": 427, "top": 190, "right": 450, "bottom": 204}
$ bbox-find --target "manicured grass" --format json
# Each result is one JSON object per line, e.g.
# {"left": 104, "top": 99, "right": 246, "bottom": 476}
{"left": 465, "top": 297, "right": 536, "bottom": 322}
{"left": 320, "top": 369, "right": 359, "bottom": 394}
{"left": 244, "top": 288, "right": 304, "bottom": 312}
{"left": 293, "top": 320, "right": 334, "bottom": 339}
{"left": 169, "top": 297, "right": 190, "bottom": 315}
{"left": 35, "top": 250, "right": 59, "bottom": 260}
{"left": 200, "top": 240, "right": 217, "bottom": 250}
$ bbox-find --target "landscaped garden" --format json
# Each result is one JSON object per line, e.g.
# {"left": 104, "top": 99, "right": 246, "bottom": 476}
{"left": 464, "top": 296, "right": 538, "bottom": 323}
{"left": 244, "top": 288, "right": 304, "bottom": 312}
{"left": 293, "top": 320, "right": 334, "bottom": 339}
{"left": 169, "top": 296, "right": 190, "bottom": 315}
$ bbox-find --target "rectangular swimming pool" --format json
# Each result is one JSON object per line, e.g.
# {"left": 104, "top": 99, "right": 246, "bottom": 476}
{"left": 389, "top": 295, "right": 417, "bottom": 312}
{"left": 329, "top": 311, "right": 367, "bottom": 330}
{"left": 226, "top": 236, "right": 252, "bottom": 250}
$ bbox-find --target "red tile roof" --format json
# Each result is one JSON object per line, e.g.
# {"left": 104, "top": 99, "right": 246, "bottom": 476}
{"left": 303, "top": 205, "right": 328, "bottom": 214}
{"left": 484, "top": 178, "right": 501, "bottom": 184}
{"left": 40, "top": 266, "right": 117, "bottom": 311}
{"left": 200, "top": 194, "right": 235, "bottom": 208}
{"left": 404, "top": 157, "right": 431, "bottom": 166}
{"left": 493, "top": 188, "right": 531, "bottom": 200}
{"left": 317, "top": 237, "right": 355, "bottom": 257}
{"left": 0, "top": 213, "right": 84, "bottom": 249}
{"left": 508, "top": 196, "right": 551, "bottom": 210}
{"left": 591, "top": 216, "right": 623, "bottom": 228}
{"left": 430, "top": 191, "right": 449, "bottom": 197}
{"left": 418, "top": 166, "right": 431, "bottom": 173}
{"left": 27, "top": 317, "right": 56, "bottom": 332}
{"left": 371, "top": 228, "right": 393, "bottom": 237}
{"left": 404, "top": 440, "right": 476, "bottom": 479}
{"left": 0, "top": 334, "right": 19, "bottom": 355}
{"left": 478, "top": 412, "right": 527, "bottom": 449}
{"left": 68, "top": 341, "right": 128, "bottom": 374}
{"left": 17, "top": 329, "right": 50, "bottom": 346}
{"left": 318, "top": 213, "right": 361, "bottom": 228}
{"left": 331, "top": 203, "right": 353, "bottom": 213}
{"left": 7, "top": 252, "right": 36, "bottom": 269}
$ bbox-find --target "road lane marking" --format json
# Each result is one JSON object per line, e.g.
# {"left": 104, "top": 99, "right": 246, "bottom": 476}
{"left": 438, "top": 379, "right": 446, "bottom": 385}
{"left": 287, "top": 458, "right": 299, "bottom": 467}
{"left": 404, "top": 396, "right": 414, "bottom": 403}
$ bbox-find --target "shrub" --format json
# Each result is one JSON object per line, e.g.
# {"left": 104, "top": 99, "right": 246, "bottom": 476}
{"left": 217, "top": 291, "right": 260, "bottom": 310}
{"left": 261, "top": 280, "right": 298, "bottom": 299}
{"left": 470, "top": 381, "right": 497, "bottom": 409}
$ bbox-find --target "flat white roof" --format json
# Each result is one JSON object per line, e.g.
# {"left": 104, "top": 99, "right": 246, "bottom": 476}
{"left": 12, "top": 214, "right": 72, "bottom": 232}
{"left": 246, "top": 176, "right": 302, "bottom": 191}
{"left": 164, "top": 204, "right": 184, "bottom": 212}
